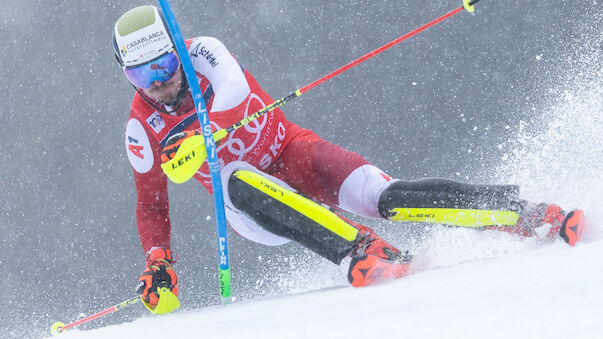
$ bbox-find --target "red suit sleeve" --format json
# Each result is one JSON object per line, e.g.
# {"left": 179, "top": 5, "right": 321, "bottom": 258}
{"left": 133, "top": 161, "right": 171, "bottom": 254}
{"left": 126, "top": 116, "right": 171, "bottom": 254}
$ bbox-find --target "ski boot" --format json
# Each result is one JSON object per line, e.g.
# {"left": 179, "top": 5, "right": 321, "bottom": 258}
{"left": 560, "top": 209, "right": 587, "bottom": 246}
{"left": 514, "top": 203, "right": 587, "bottom": 246}
{"left": 347, "top": 226, "right": 412, "bottom": 287}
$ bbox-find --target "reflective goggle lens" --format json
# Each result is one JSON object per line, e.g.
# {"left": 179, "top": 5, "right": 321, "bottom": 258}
{"left": 123, "top": 50, "right": 180, "bottom": 89}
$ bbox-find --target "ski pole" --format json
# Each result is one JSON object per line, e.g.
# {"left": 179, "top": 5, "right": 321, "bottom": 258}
{"left": 50, "top": 296, "right": 141, "bottom": 336}
{"left": 213, "top": 0, "right": 482, "bottom": 140}
{"left": 158, "top": 0, "right": 232, "bottom": 304}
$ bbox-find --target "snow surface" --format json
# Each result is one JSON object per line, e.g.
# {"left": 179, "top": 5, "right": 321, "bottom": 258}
{"left": 49, "top": 227, "right": 603, "bottom": 339}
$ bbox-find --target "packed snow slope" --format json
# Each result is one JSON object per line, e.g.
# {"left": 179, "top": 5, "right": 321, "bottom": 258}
{"left": 51, "top": 225, "right": 603, "bottom": 339}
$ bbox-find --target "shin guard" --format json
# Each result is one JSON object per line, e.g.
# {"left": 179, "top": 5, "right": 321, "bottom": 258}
{"left": 228, "top": 169, "right": 359, "bottom": 264}
{"left": 378, "top": 178, "right": 523, "bottom": 227}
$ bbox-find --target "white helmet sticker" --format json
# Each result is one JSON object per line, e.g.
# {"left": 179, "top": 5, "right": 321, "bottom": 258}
{"left": 114, "top": 6, "right": 173, "bottom": 67}
{"left": 125, "top": 118, "right": 154, "bottom": 173}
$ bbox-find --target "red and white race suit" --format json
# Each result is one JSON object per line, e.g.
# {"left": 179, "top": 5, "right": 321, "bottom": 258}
{"left": 125, "top": 37, "right": 394, "bottom": 253}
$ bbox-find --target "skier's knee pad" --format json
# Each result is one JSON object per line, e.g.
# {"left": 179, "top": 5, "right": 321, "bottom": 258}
{"left": 378, "top": 178, "right": 522, "bottom": 226}
{"left": 228, "top": 169, "right": 359, "bottom": 264}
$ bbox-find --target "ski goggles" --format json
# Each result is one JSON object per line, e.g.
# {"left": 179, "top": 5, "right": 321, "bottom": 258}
{"left": 123, "top": 49, "right": 180, "bottom": 89}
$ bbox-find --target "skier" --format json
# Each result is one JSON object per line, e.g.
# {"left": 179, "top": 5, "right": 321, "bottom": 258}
{"left": 113, "top": 6, "right": 587, "bottom": 311}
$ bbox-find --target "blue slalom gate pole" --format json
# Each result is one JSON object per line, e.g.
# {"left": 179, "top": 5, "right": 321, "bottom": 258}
{"left": 157, "top": 0, "right": 232, "bottom": 303}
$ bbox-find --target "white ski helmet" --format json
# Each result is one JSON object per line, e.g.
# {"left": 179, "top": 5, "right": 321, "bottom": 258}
{"left": 112, "top": 5, "right": 173, "bottom": 67}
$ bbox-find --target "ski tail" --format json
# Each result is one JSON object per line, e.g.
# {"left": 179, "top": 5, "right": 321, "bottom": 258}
{"left": 560, "top": 209, "right": 588, "bottom": 246}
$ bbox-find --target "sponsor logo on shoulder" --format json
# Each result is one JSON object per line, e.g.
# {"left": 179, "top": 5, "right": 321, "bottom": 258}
{"left": 127, "top": 136, "right": 144, "bottom": 159}
{"left": 146, "top": 111, "right": 166, "bottom": 134}
{"left": 125, "top": 119, "right": 154, "bottom": 173}
{"left": 191, "top": 43, "right": 219, "bottom": 68}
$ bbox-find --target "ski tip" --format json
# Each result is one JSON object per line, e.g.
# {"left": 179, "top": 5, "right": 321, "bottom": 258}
{"left": 560, "top": 209, "right": 588, "bottom": 246}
